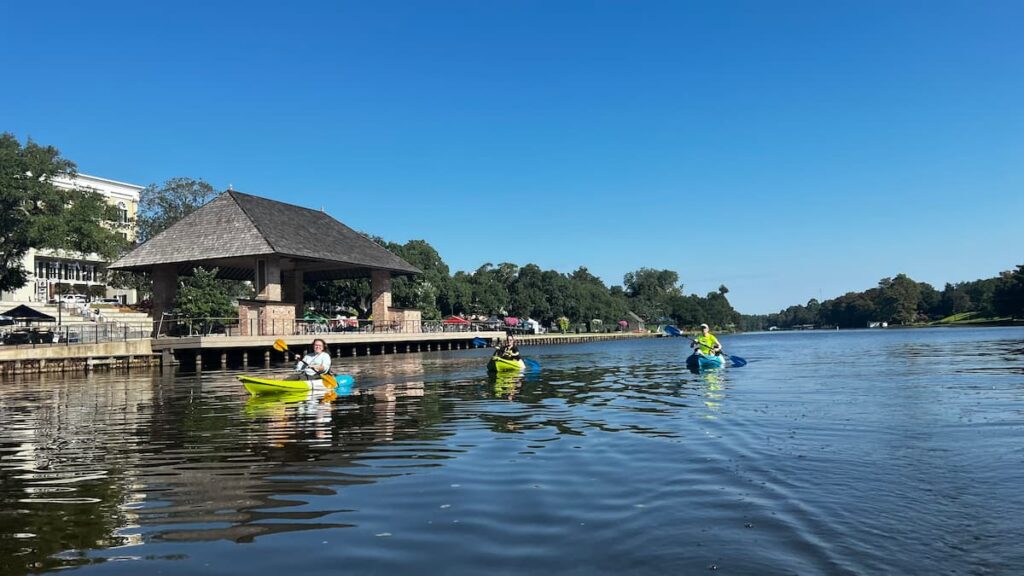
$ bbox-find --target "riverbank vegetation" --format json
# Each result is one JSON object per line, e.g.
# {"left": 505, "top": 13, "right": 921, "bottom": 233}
{"left": 309, "top": 239, "right": 742, "bottom": 332}
{"left": 742, "top": 267, "right": 1024, "bottom": 330}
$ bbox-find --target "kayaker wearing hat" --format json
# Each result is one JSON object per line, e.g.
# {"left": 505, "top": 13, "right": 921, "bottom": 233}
{"left": 692, "top": 323, "right": 722, "bottom": 356}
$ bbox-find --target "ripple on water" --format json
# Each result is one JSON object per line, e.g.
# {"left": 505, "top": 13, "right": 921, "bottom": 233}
{"left": 0, "top": 328, "right": 1022, "bottom": 574}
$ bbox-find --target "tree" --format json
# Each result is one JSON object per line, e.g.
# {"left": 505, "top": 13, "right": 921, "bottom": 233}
{"left": 470, "top": 263, "right": 512, "bottom": 316}
{"left": 0, "top": 133, "right": 128, "bottom": 292}
{"left": 992, "top": 265, "right": 1024, "bottom": 319}
{"left": 509, "top": 264, "right": 551, "bottom": 320}
{"left": 623, "top": 268, "right": 681, "bottom": 321}
{"left": 939, "top": 283, "right": 972, "bottom": 317}
{"left": 389, "top": 239, "right": 449, "bottom": 321}
{"left": 916, "top": 282, "right": 940, "bottom": 319}
{"left": 108, "top": 177, "right": 220, "bottom": 296}
{"left": 447, "top": 272, "right": 474, "bottom": 316}
{"left": 878, "top": 274, "right": 921, "bottom": 325}
{"left": 172, "top": 267, "right": 239, "bottom": 334}
{"left": 135, "top": 177, "right": 217, "bottom": 243}
{"left": 670, "top": 294, "right": 704, "bottom": 327}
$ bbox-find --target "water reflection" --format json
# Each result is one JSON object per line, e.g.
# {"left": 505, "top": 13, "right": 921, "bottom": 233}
{"left": 1, "top": 329, "right": 1022, "bottom": 575}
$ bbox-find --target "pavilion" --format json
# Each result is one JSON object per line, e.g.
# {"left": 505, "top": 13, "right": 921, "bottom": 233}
{"left": 108, "top": 191, "right": 421, "bottom": 336}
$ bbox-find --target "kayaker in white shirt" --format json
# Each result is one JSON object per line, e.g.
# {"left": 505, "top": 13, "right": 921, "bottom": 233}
{"left": 287, "top": 338, "right": 332, "bottom": 380}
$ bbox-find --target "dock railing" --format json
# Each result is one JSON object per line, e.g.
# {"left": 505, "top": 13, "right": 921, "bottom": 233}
{"left": 151, "top": 316, "right": 500, "bottom": 338}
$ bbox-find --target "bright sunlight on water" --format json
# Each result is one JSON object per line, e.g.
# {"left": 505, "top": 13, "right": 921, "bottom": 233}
{"left": 1, "top": 327, "right": 1022, "bottom": 575}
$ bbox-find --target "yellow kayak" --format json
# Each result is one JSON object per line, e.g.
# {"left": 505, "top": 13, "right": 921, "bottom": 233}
{"left": 237, "top": 374, "right": 354, "bottom": 395}
{"left": 486, "top": 355, "right": 526, "bottom": 373}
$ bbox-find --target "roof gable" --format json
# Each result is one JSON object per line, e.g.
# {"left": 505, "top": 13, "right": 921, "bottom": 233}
{"left": 110, "top": 193, "right": 274, "bottom": 269}
{"left": 230, "top": 192, "right": 418, "bottom": 273}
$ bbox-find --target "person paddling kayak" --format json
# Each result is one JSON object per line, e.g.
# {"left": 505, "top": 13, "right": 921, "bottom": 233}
{"left": 692, "top": 323, "right": 722, "bottom": 356}
{"left": 286, "top": 338, "right": 332, "bottom": 380}
{"left": 497, "top": 335, "right": 523, "bottom": 362}
{"left": 488, "top": 335, "right": 526, "bottom": 373}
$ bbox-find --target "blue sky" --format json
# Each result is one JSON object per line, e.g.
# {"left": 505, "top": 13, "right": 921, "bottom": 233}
{"left": 3, "top": 1, "right": 1021, "bottom": 314}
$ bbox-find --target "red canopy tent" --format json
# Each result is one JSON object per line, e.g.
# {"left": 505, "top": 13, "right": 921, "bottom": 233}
{"left": 443, "top": 316, "right": 470, "bottom": 325}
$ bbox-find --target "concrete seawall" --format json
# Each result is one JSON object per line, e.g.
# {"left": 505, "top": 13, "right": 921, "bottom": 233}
{"left": 0, "top": 340, "right": 158, "bottom": 375}
{"left": 0, "top": 331, "right": 658, "bottom": 376}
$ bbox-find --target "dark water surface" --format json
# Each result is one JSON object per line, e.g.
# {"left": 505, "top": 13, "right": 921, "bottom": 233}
{"left": 1, "top": 327, "right": 1022, "bottom": 575}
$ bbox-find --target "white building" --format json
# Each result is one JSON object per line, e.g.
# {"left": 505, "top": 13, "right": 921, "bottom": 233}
{"left": 0, "top": 173, "right": 143, "bottom": 304}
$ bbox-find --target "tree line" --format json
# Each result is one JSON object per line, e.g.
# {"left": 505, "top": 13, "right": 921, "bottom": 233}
{"left": 133, "top": 179, "right": 743, "bottom": 331}
{"left": 739, "top": 269, "right": 1024, "bottom": 331}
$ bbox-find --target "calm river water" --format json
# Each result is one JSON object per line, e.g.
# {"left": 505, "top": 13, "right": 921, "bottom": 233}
{"left": 1, "top": 327, "right": 1022, "bottom": 575}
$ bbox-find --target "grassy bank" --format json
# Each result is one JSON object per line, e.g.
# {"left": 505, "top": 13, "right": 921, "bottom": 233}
{"left": 931, "top": 312, "right": 1023, "bottom": 326}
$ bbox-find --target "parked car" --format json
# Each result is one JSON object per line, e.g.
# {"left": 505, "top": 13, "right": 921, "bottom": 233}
{"left": 95, "top": 298, "right": 122, "bottom": 305}
{"left": 3, "top": 331, "right": 31, "bottom": 345}
{"left": 61, "top": 294, "right": 88, "bottom": 304}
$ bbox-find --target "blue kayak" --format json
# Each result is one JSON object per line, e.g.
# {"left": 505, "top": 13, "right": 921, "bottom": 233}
{"left": 686, "top": 351, "right": 725, "bottom": 372}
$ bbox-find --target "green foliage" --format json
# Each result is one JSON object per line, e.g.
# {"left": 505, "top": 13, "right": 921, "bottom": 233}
{"left": 389, "top": 239, "right": 449, "bottom": 321}
{"left": 878, "top": 274, "right": 921, "bottom": 325}
{"left": 470, "top": 263, "right": 513, "bottom": 316}
{"left": 135, "top": 177, "right": 217, "bottom": 243}
{"left": 172, "top": 267, "right": 240, "bottom": 331}
{"left": 756, "top": 265, "right": 1024, "bottom": 329}
{"left": 0, "top": 133, "right": 128, "bottom": 292}
{"left": 297, "top": 238, "right": 740, "bottom": 332}
{"left": 992, "top": 265, "right": 1024, "bottom": 319}
{"left": 623, "top": 268, "right": 681, "bottom": 321}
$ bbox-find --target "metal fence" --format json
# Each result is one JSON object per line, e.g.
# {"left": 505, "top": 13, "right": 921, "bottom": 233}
{"left": 1, "top": 316, "right": 507, "bottom": 347}
{"left": 154, "top": 316, "right": 503, "bottom": 338}
{"left": 0, "top": 320, "right": 154, "bottom": 347}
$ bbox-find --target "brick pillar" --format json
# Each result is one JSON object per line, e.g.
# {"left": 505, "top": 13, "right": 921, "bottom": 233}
{"left": 151, "top": 264, "right": 178, "bottom": 336}
{"left": 256, "top": 256, "right": 282, "bottom": 301}
{"left": 282, "top": 270, "right": 304, "bottom": 316}
{"left": 371, "top": 270, "right": 391, "bottom": 332}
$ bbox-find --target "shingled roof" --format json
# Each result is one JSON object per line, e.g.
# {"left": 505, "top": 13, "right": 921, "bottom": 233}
{"left": 109, "top": 191, "right": 421, "bottom": 281}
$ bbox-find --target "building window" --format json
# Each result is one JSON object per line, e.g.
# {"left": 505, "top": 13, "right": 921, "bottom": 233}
{"left": 117, "top": 201, "right": 129, "bottom": 224}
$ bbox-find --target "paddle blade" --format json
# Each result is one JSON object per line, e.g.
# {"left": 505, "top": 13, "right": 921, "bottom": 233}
{"left": 273, "top": 339, "right": 288, "bottom": 352}
{"left": 665, "top": 325, "right": 682, "bottom": 337}
{"left": 729, "top": 355, "right": 747, "bottom": 367}
{"left": 321, "top": 373, "right": 338, "bottom": 388}
{"left": 472, "top": 337, "right": 487, "bottom": 348}
{"left": 524, "top": 357, "right": 541, "bottom": 372}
